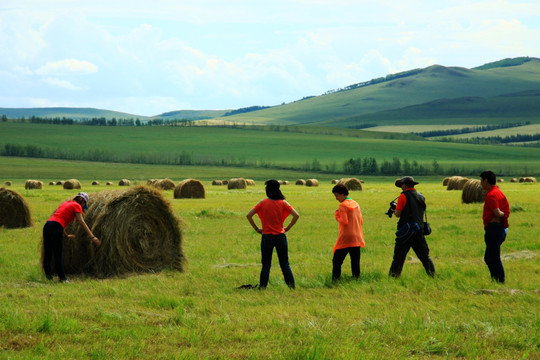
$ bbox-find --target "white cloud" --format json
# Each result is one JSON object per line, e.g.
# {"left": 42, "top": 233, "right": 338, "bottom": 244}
{"left": 36, "top": 59, "right": 98, "bottom": 76}
{"left": 41, "top": 77, "right": 83, "bottom": 91}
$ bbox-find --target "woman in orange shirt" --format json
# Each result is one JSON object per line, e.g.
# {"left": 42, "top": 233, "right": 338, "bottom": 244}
{"left": 246, "top": 180, "right": 299, "bottom": 289}
{"left": 332, "top": 184, "right": 365, "bottom": 281}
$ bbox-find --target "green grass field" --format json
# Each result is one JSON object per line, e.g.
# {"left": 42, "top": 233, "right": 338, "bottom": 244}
{"left": 1, "top": 170, "right": 538, "bottom": 359}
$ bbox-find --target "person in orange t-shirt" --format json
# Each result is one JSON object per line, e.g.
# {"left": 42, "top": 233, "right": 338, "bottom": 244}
{"left": 247, "top": 180, "right": 299, "bottom": 289}
{"left": 332, "top": 184, "right": 365, "bottom": 281}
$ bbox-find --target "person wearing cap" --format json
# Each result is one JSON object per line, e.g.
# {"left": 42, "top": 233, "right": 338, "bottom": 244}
{"left": 246, "top": 179, "right": 299, "bottom": 289}
{"left": 42, "top": 192, "right": 101, "bottom": 282}
{"left": 388, "top": 176, "right": 435, "bottom": 278}
{"left": 480, "top": 170, "right": 510, "bottom": 283}
{"left": 331, "top": 184, "right": 365, "bottom": 281}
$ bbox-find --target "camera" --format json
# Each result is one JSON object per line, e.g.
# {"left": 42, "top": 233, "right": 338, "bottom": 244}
{"left": 385, "top": 201, "right": 397, "bottom": 217}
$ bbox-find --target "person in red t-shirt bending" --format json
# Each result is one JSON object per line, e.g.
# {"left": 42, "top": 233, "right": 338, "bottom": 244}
{"left": 42, "top": 192, "right": 101, "bottom": 282}
{"left": 331, "top": 184, "right": 365, "bottom": 281}
{"left": 246, "top": 180, "right": 299, "bottom": 289}
{"left": 480, "top": 171, "right": 510, "bottom": 284}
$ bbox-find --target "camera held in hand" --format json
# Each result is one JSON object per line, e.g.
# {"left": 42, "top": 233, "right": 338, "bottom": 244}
{"left": 385, "top": 201, "right": 397, "bottom": 218}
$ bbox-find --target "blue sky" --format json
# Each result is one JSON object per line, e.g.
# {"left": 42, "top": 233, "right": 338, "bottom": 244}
{"left": 1, "top": 0, "right": 539, "bottom": 116}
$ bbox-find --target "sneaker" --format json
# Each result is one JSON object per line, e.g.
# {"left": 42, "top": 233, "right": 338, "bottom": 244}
{"left": 59, "top": 278, "right": 70, "bottom": 283}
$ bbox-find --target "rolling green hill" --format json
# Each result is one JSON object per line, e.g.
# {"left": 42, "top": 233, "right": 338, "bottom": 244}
{"left": 0, "top": 107, "right": 148, "bottom": 120}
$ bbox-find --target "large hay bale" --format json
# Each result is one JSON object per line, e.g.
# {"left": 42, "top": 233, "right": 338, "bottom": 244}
{"left": 118, "top": 179, "right": 131, "bottom": 186}
{"left": 446, "top": 176, "right": 468, "bottom": 190}
{"left": 442, "top": 177, "right": 450, "bottom": 186}
{"left": 306, "top": 179, "right": 319, "bottom": 187}
{"left": 63, "top": 179, "right": 81, "bottom": 190}
{"left": 0, "top": 187, "right": 32, "bottom": 228}
{"left": 154, "top": 178, "right": 176, "bottom": 190}
{"left": 295, "top": 179, "right": 306, "bottom": 185}
{"left": 212, "top": 180, "right": 223, "bottom": 185}
{"left": 25, "top": 180, "right": 43, "bottom": 190}
{"left": 228, "top": 178, "right": 247, "bottom": 190}
{"left": 174, "top": 179, "right": 206, "bottom": 199}
{"left": 462, "top": 179, "right": 487, "bottom": 204}
{"left": 246, "top": 179, "right": 256, "bottom": 186}
{"left": 44, "top": 186, "right": 185, "bottom": 278}
{"left": 339, "top": 178, "right": 363, "bottom": 191}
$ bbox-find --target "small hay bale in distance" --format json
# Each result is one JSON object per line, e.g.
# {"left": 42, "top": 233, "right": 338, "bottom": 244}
{"left": 306, "top": 179, "right": 319, "bottom": 187}
{"left": 106, "top": 181, "right": 114, "bottom": 186}
{"left": 147, "top": 179, "right": 157, "bottom": 186}
{"left": 118, "top": 179, "right": 131, "bottom": 186}
{"left": 446, "top": 176, "right": 468, "bottom": 190}
{"left": 246, "top": 179, "right": 256, "bottom": 186}
{"left": 338, "top": 178, "right": 363, "bottom": 191}
{"left": 63, "top": 179, "right": 81, "bottom": 190}
{"left": 228, "top": 178, "right": 247, "bottom": 190}
{"left": 212, "top": 180, "right": 223, "bottom": 185}
{"left": 510, "top": 178, "right": 518, "bottom": 183}
{"left": 0, "top": 187, "right": 32, "bottom": 229}
{"left": 154, "top": 178, "right": 176, "bottom": 190}
{"left": 4, "top": 181, "right": 12, "bottom": 186}
{"left": 44, "top": 186, "right": 185, "bottom": 278}
{"left": 462, "top": 179, "right": 487, "bottom": 204}
{"left": 497, "top": 179, "right": 504, "bottom": 183}
{"left": 222, "top": 180, "right": 228, "bottom": 185}
{"left": 25, "top": 180, "right": 43, "bottom": 190}
{"left": 174, "top": 178, "right": 206, "bottom": 199}
{"left": 56, "top": 181, "right": 64, "bottom": 186}
{"left": 49, "top": 181, "right": 56, "bottom": 186}
{"left": 524, "top": 177, "right": 537, "bottom": 183}
{"left": 331, "top": 179, "right": 339, "bottom": 184}
{"left": 295, "top": 179, "right": 306, "bottom": 186}
{"left": 92, "top": 181, "right": 100, "bottom": 186}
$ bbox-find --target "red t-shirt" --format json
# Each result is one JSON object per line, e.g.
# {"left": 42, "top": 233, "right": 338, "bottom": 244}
{"left": 395, "top": 188, "right": 416, "bottom": 211}
{"left": 252, "top": 198, "right": 293, "bottom": 235}
{"left": 483, "top": 185, "right": 510, "bottom": 229}
{"left": 48, "top": 200, "right": 83, "bottom": 228}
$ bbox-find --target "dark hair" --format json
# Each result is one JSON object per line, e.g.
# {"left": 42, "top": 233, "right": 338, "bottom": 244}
{"left": 480, "top": 170, "right": 496, "bottom": 185}
{"left": 332, "top": 184, "right": 349, "bottom": 196}
{"left": 265, "top": 179, "right": 285, "bottom": 200}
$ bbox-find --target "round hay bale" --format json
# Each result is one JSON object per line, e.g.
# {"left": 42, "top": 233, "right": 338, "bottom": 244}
{"left": 524, "top": 177, "right": 537, "bottom": 183}
{"left": 56, "top": 181, "right": 64, "bottom": 186}
{"left": 306, "top": 179, "right": 319, "bottom": 187}
{"left": 222, "top": 180, "right": 228, "bottom": 185}
{"left": 147, "top": 179, "right": 158, "bottom": 186}
{"left": 295, "top": 179, "right": 306, "bottom": 185}
{"left": 338, "top": 178, "right": 363, "bottom": 191}
{"left": 106, "top": 181, "right": 114, "bottom": 186}
{"left": 63, "top": 179, "right": 81, "bottom": 190}
{"left": 446, "top": 176, "right": 468, "bottom": 190}
{"left": 25, "top": 180, "right": 43, "bottom": 190}
{"left": 283, "top": 180, "right": 289, "bottom": 185}
{"left": 4, "top": 181, "right": 12, "bottom": 186}
{"left": 174, "top": 179, "right": 206, "bottom": 199}
{"left": 510, "top": 178, "right": 518, "bottom": 183}
{"left": 246, "top": 179, "right": 256, "bottom": 186}
{"left": 154, "top": 178, "right": 176, "bottom": 190}
{"left": 462, "top": 179, "right": 487, "bottom": 204}
{"left": 0, "top": 187, "right": 32, "bottom": 229}
{"left": 497, "top": 179, "right": 504, "bottom": 183}
{"left": 228, "top": 178, "right": 247, "bottom": 190}
{"left": 519, "top": 177, "right": 526, "bottom": 183}
{"left": 92, "top": 181, "right": 100, "bottom": 186}
{"left": 442, "top": 177, "right": 450, "bottom": 186}
{"left": 331, "top": 179, "right": 339, "bottom": 184}
{"left": 49, "top": 181, "right": 56, "bottom": 186}
{"left": 212, "top": 180, "right": 223, "bottom": 185}
{"left": 44, "top": 186, "right": 185, "bottom": 278}
{"left": 118, "top": 179, "right": 131, "bottom": 186}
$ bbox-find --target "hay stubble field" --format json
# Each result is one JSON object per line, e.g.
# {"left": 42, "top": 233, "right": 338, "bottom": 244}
{"left": 1, "top": 174, "right": 538, "bottom": 359}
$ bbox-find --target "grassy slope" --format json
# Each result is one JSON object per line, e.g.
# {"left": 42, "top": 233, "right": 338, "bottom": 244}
{"left": 2, "top": 122, "right": 540, "bottom": 175}
{"left": 0, "top": 107, "right": 149, "bottom": 120}
{"left": 0, "top": 180, "right": 538, "bottom": 359}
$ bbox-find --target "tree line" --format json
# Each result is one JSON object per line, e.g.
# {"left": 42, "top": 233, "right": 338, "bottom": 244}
{"left": 412, "top": 122, "right": 530, "bottom": 138}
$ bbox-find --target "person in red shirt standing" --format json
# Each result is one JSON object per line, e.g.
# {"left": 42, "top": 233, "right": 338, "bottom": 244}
{"left": 331, "top": 184, "right": 365, "bottom": 281}
{"left": 246, "top": 180, "right": 300, "bottom": 289}
{"left": 480, "top": 171, "right": 510, "bottom": 284}
{"left": 42, "top": 192, "right": 101, "bottom": 282}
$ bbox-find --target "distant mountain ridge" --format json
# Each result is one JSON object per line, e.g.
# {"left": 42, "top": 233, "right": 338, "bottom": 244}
{"left": 1, "top": 57, "right": 539, "bottom": 126}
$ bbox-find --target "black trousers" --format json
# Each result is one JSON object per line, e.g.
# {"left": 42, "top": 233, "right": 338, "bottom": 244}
{"left": 389, "top": 231, "right": 435, "bottom": 277}
{"left": 484, "top": 222, "right": 506, "bottom": 283}
{"left": 332, "top": 246, "right": 361, "bottom": 280}
{"left": 42, "top": 221, "right": 67, "bottom": 280}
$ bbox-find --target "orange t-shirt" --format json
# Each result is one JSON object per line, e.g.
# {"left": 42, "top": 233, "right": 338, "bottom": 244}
{"left": 334, "top": 198, "right": 365, "bottom": 253}
{"left": 253, "top": 198, "right": 293, "bottom": 235}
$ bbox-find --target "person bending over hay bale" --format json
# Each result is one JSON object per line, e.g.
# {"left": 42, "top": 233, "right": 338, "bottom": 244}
{"left": 339, "top": 178, "right": 363, "bottom": 191}
{"left": 63, "top": 179, "right": 81, "bottom": 190}
{"left": 0, "top": 187, "right": 32, "bottom": 228}
{"left": 246, "top": 179, "right": 256, "bottom": 186}
{"left": 446, "top": 176, "right": 468, "bottom": 190}
{"left": 212, "top": 180, "right": 223, "bottom": 185}
{"left": 4, "top": 181, "right": 12, "bottom": 186}
{"left": 442, "top": 177, "right": 450, "bottom": 186}
{"left": 462, "top": 179, "right": 487, "bottom": 204}
{"left": 49, "top": 186, "right": 185, "bottom": 278}
{"left": 92, "top": 181, "right": 100, "bottom": 186}
{"left": 25, "top": 180, "right": 43, "bottom": 190}
{"left": 306, "top": 179, "right": 319, "bottom": 187}
{"left": 118, "top": 179, "right": 131, "bottom": 186}
{"left": 154, "top": 178, "right": 176, "bottom": 190}
{"left": 174, "top": 178, "right": 206, "bottom": 199}
{"left": 295, "top": 179, "right": 306, "bottom": 185}
{"left": 228, "top": 178, "right": 247, "bottom": 190}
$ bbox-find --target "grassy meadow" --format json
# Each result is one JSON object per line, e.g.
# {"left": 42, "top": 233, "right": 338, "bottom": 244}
{"left": 1, "top": 167, "right": 539, "bottom": 359}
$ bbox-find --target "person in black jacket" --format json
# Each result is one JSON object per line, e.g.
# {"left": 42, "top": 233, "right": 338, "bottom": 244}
{"left": 388, "top": 176, "right": 435, "bottom": 278}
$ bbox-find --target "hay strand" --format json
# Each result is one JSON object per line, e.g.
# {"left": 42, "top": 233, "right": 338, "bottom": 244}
{"left": 0, "top": 187, "right": 32, "bottom": 228}
{"left": 174, "top": 179, "right": 206, "bottom": 199}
